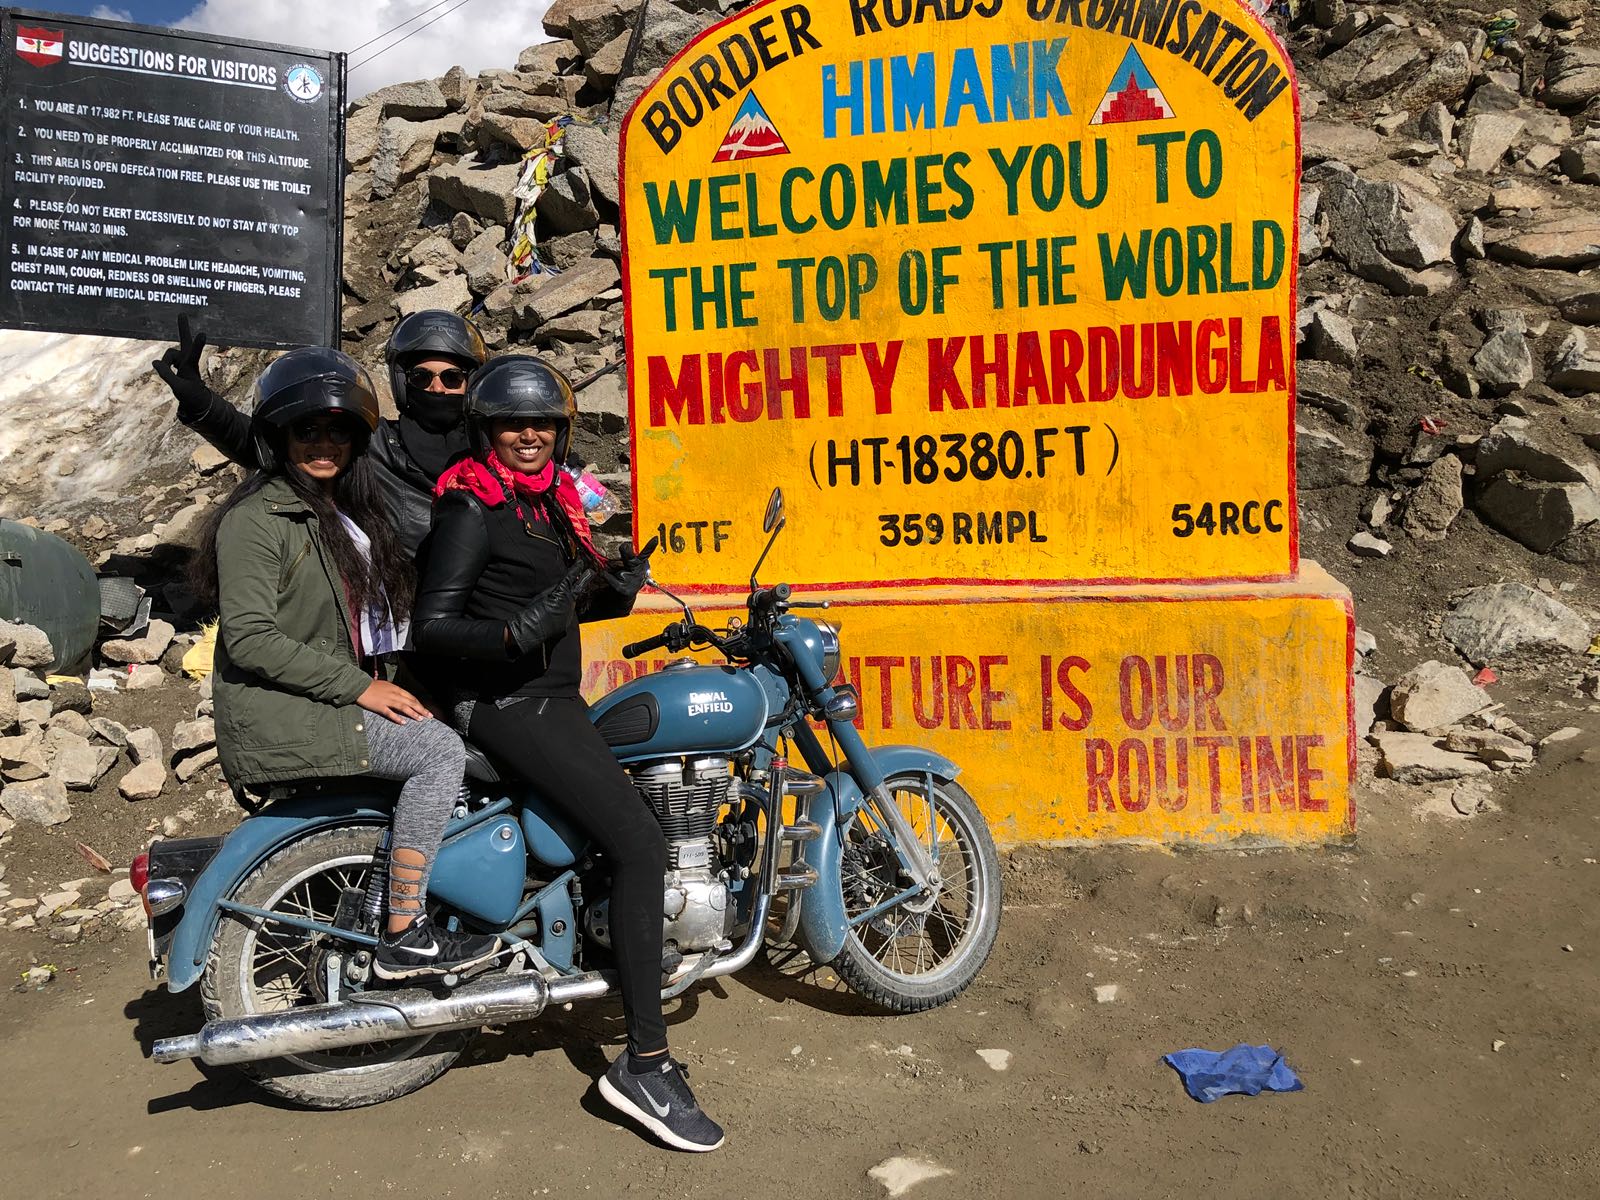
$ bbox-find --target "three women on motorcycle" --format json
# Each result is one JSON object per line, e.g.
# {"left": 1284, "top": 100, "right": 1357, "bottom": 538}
{"left": 162, "top": 316, "right": 725, "bottom": 1151}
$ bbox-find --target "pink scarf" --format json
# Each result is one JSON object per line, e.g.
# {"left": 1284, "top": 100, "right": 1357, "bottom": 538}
{"left": 435, "top": 455, "right": 606, "bottom": 567}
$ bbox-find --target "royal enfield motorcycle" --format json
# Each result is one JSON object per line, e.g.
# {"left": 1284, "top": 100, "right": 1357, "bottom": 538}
{"left": 137, "top": 490, "right": 1001, "bottom": 1109}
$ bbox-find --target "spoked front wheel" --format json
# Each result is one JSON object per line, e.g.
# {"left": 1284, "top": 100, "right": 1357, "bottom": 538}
{"left": 829, "top": 773, "right": 1001, "bottom": 1012}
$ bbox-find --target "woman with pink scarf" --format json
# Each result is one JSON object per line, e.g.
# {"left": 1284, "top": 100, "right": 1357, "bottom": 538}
{"left": 411, "top": 356, "right": 724, "bottom": 1153}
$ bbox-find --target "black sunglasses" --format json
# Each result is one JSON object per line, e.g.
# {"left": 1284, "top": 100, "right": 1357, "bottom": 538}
{"left": 288, "top": 418, "right": 356, "bottom": 445}
{"left": 406, "top": 365, "right": 469, "bottom": 390}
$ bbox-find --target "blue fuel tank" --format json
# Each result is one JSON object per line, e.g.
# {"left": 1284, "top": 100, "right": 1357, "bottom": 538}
{"left": 590, "top": 662, "right": 770, "bottom": 762}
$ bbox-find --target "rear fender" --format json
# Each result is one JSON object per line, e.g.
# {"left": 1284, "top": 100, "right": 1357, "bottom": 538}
{"left": 795, "top": 746, "right": 961, "bottom": 967}
{"left": 163, "top": 793, "right": 394, "bottom": 993}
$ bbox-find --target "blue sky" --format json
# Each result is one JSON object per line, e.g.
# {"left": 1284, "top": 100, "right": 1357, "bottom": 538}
{"left": 26, "top": 1, "right": 553, "bottom": 95}
{"left": 32, "top": 3, "right": 193, "bottom": 23}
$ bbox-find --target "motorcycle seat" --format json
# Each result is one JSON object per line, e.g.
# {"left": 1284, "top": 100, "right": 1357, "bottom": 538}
{"left": 246, "top": 776, "right": 401, "bottom": 808}
{"left": 248, "top": 745, "right": 504, "bottom": 798}
{"left": 462, "top": 740, "right": 502, "bottom": 785}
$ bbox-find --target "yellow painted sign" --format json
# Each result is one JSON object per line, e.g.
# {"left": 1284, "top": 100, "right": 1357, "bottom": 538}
{"left": 620, "top": 0, "right": 1300, "bottom": 590}
{"left": 584, "top": 566, "right": 1354, "bottom": 844}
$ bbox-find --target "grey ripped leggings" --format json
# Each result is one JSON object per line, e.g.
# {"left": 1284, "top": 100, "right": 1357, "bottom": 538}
{"left": 364, "top": 714, "right": 467, "bottom": 921}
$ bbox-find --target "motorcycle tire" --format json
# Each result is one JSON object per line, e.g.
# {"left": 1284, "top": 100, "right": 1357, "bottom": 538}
{"left": 829, "top": 774, "right": 1002, "bottom": 1013}
{"left": 202, "top": 825, "right": 470, "bottom": 1110}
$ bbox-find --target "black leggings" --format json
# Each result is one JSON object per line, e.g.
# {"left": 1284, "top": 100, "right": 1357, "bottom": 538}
{"left": 466, "top": 696, "right": 669, "bottom": 1057}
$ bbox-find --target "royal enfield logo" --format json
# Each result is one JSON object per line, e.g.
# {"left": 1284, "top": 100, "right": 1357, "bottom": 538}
{"left": 687, "top": 690, "right": 733, "bottom": 718}
{"left": 15, "top": 27, "right": 64, "bottom": 69}
{"left": 284, "top": 63, "right": 323, "bottom": 103}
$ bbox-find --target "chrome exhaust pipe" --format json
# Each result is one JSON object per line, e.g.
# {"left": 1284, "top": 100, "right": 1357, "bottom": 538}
{"left": 152, "top": 971, "right": 611, "bottom": 1067}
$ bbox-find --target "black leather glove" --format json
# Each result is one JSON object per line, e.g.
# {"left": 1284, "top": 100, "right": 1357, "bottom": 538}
{"left": 582, "top": 537, "right": 656, "bottom": 624}
{"left": 603, "top": 542, "right": 652, "bottom": 599}
{"left": 151, "top": 316, "right": 217, "bottom": 421}
{"left": 506, "top": 560, "right": 596, "bottom": 656}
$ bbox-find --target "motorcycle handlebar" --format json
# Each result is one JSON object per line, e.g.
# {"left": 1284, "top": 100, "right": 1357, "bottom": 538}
{"left": 621, "top": 632, "right": 670, "bottom": 659}
{"left": 625, "top": 577, "right": 803, "bottom": 662}
{"left": 750, "top": 583, "right": 791, "bottom": 615}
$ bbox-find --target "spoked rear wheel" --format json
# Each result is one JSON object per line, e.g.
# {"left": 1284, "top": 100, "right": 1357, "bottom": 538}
{"left": 829, "top": 774, "right": 1001, "bottom": 1012}
{"left": 202, "top": 825, "right": 469, "bottom": 1109}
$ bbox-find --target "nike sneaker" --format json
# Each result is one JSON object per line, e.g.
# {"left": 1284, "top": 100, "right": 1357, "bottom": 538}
{"left": 373, "top": 913, "right": 501, "bottom": 981}
{"left": 599, "top": 1053, "right": 725, "bottom": 1152}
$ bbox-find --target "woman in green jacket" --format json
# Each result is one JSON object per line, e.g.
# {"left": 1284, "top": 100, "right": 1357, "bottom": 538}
{"left": 192, "top": 347, "right": 498, "bottom": 981}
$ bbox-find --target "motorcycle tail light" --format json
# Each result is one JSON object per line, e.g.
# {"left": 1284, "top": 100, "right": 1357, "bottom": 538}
{"left": 130, "top": 852, "right": 150, "bottom": 894}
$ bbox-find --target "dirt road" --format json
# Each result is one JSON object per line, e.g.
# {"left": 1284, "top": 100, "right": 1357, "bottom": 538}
{"left": 2, "top": 724, "right": 1596, "bottom": 1200}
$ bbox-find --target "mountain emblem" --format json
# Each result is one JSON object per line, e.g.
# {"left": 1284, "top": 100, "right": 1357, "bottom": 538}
{"left": 1090, "top": 44, "right": 1176, "bottom": 126}
{"left": 712, "top": 91, "right": 790, "bottom": 163}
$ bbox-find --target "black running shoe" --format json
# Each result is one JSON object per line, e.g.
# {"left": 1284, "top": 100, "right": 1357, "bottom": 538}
{"left": 373, "top": 914, "right": 501, "bottom": 981}
{"left": 598, "top": 1054, "right": 725, "bottom": 1152}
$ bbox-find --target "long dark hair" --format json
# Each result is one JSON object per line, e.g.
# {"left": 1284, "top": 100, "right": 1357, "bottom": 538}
{"left": 191, "top": 429, "right": 415, "bottom": 624}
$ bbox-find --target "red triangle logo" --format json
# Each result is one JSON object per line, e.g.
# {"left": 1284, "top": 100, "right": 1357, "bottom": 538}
{"left": 1090, "top": 45, "right": 1176, "bottom": 126}
{"left": 713, "top": 91, "right": 790, "bottom": 163}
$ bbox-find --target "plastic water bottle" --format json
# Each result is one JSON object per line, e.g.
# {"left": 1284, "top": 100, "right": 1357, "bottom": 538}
{"left": 564, "top": 464, "right": 620, "bottom": 525}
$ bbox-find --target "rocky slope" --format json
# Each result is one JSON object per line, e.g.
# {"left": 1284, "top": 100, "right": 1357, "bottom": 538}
{"left": 0, "top": 0, "right": 1598, "bottom": 937}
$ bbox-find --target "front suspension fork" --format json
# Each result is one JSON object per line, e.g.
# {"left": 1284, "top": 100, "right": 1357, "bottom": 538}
{"left": 789, "top": 723, "right": 940, "bottom": 892}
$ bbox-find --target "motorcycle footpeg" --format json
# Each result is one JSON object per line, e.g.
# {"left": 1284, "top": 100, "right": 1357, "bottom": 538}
{"left": 444, "top": 955, "right": 504, "bottom": 987}
{"left": 773, "top": 862, "right": 819, "bottom": 891}
{"left": 781, "top": 770, "right": 826, "bottom": 797}
{"left": 780, "top": 820, "right": 822, "bottom": 844}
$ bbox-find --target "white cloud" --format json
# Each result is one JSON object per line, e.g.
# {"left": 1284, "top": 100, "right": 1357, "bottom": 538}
{"left": 90, "top": 5, "right": 135, "bottom": 19}
{"left": 175, "top": 0, "right": 555, "bottom": 97}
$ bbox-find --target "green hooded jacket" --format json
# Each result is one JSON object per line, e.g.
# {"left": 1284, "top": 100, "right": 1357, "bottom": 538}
{"left": 212, "top": 475, "right": 379, "bottom": 789}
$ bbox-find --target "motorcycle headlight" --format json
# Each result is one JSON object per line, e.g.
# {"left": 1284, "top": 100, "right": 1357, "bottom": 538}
{"left": 817, "top": 620, "right": 841, "bottom": 683}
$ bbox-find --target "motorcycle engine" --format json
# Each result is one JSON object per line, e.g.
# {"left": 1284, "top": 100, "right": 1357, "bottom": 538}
{"left": 584, "top": 757, "right": 735, "bottom": 955}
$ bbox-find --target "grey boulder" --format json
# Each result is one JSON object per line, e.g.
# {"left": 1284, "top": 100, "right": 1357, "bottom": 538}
{"left": 0, "top": 776, "right": 70, "bottom": 825}
{"left": 1474, "top": 475, "right": 1600, "bottom": 559}
{"left": 1442, "top": 583, "right": 1591, "bottom": 664}
{"left": 1402, "top": 455, "right": 1464, "bottom": 542}
{"left": 1549, "top": 328, "right": 1600, "bottom": 394}
{"left": 427, "top": 154, "right": 524, "bottom": 227}
{"left": 1305, "top": 163, "right": 1457, "bottom": 297}
{"left": 0, "top": 621, "right": 53, "bottom": 669}
{"left": 1389, "top": 661, "right": 1492, "bottom": 732}
{"left": 1371, "top": 731, "right": 1490, "bottom": 784}
{"left": 1542, "top": 46, "right": 1600, "bottom": 109}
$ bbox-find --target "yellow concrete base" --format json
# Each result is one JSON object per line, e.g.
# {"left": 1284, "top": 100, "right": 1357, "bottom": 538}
{"left": 583, "top": 564, "right": 1355, "bottom": 846}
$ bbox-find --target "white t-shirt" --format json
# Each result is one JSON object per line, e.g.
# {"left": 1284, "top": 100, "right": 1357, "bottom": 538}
{"left": 336, "top": 511, "right": 410, "bottom": 656}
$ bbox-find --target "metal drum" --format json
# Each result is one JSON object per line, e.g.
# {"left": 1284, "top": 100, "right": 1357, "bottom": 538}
{"left": 0, "top": 519, "right": 100, "bottom": 672}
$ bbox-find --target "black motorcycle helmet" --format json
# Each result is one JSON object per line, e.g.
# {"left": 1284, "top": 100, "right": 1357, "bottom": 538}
{"left": 385, "top": 310, "right": 489, "bottom": 425}
{"left": 251, "top": 347, "right": 381, "bottom": 469}
{"left": 465, "top": 355, "right": 578, "bottom": 464}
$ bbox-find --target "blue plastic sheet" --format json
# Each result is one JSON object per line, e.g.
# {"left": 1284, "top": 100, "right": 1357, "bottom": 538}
{"left": 1162, "top": 1044, "right": 1304, "bottom": 1103}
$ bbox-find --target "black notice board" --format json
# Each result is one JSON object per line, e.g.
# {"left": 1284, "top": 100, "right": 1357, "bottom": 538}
{"left": 0, "top": 8, "right": 345, "bottom": 349}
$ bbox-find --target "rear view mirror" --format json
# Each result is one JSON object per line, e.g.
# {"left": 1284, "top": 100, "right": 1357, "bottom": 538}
{"left": 751, "top": 488, "right": 786, "bottom": 590}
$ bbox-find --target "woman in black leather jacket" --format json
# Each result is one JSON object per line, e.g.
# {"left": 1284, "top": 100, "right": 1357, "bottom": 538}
{"left": 411, "top": 356, "right": 725, "bottom": 1153}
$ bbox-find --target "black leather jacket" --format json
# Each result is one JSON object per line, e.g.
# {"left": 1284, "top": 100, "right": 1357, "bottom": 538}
{"left": 179, "top": 391, "right": 443, "bottom": 557}
{"left": 412, "top": 490, "right": 635, "bottom": 702}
